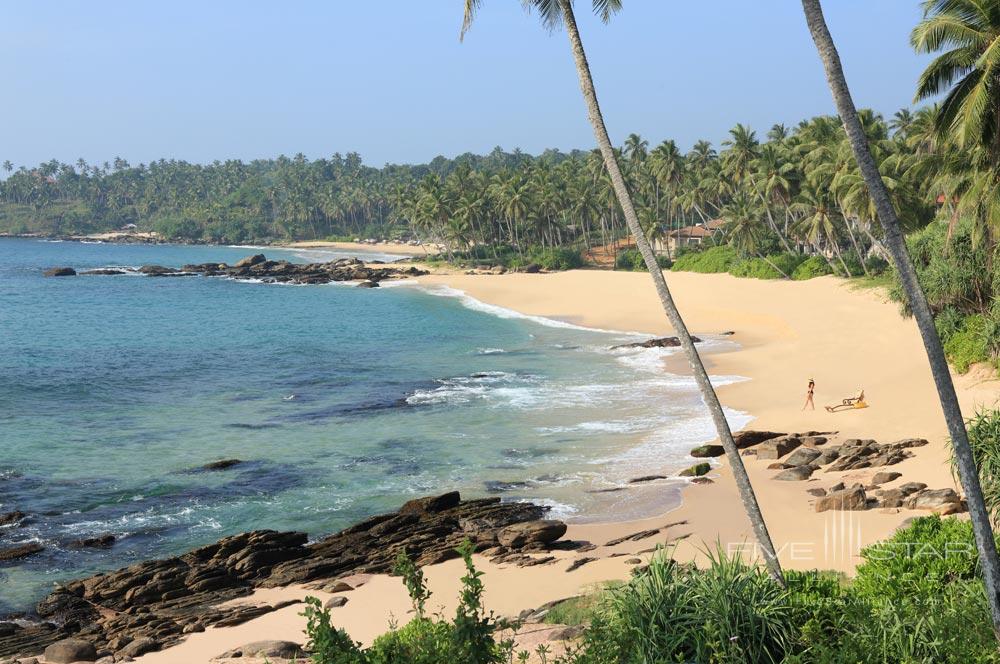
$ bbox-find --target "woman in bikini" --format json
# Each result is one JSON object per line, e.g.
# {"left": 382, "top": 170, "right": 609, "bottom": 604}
{"left": 803, "top": 378, "right": 815, "bottom": 410}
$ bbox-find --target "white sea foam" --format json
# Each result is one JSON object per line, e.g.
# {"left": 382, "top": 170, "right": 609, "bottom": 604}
{"left": 419, "top": 285, "right": 644, "bottom": 335}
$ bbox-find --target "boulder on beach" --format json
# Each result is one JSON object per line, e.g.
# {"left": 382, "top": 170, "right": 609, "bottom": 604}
{"left": 689, "top": 444, "right": 724, "bottom": 458}
{"left": 755, "top": 436, "right": 802, "bottom": 460}
{"left": 498, "top": 520, "right": 567, "bottom": 548}
{"left": 42, "top": 266, "right": 76, "bottom": 277}
{"left": 732, "top": 430, "right": 786, "bottom": 449}
{"left": 43, "top": 638, "right": 97, "bottom": 663}
{"left": 774, "top": 465, "right": 815, "bottom": 481}
{"left": 815, "top": 487, "right": 868, "bottom": 512}
{"left": 217, "top": 640, "right": 307, "bottom": 660}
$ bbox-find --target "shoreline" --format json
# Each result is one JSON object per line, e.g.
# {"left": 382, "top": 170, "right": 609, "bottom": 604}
{"left": 9, "top": 257, "right": 1000, "bottom": 662}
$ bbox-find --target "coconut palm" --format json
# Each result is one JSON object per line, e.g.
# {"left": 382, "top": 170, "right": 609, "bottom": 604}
{"left": 802, "top": 0, "right": 1000, "bottom": 640}
{"left": 462, "top": 0, "right": 785, "bottom": 584}
{"left": 912, "top": 0, "right": 1000, "bottom": 160}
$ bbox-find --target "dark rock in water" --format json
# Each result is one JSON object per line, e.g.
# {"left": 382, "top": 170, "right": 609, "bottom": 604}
{"left": 202, "top": 459, "right": 243, "bottom": 471}
{"left": 77, "top": 254, "right": 428, "bottom": 286}
{"left": 0, "top": 511, "right": 26, "bottom": 527}
{"left": 43, "top": 638, "right": 96, "bottom": 663}
{"left": 484, "top": 480, "right": 529, "bottom": 493}
{"left": 1, "top": 492, "right": 558, "bottom": 660}
{"left": 79, "top": 268, "right": 128, "bottom": 275}
{"left": 0, "top": 622, "right": 18, "bottom": 637}
{"left": 628, "top": 475, "right": 668, "bottom": 484}
{"left": 0, "top": 542, "right": 43, "bottom": 561}
{"left": 611, "top": 336, "right": 702, "bottom": 350}
{"left": 138, "top": 264, "right": 180, "bottom": 275}
{"left": 68, "top": 534, "right": 115, "bottom": 549}
{"left": 679, "top": 462, "right": 711, "bottom": 477}
{"left": 234, "top": 254, "right": 266, "bottom": 268}
{"left": 42, "top": 267, "right": 76, "bottom": 277}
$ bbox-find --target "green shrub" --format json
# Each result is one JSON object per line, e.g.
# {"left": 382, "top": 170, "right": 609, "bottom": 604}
{"left": 670, "top": 245, "right": 739, "bottom": 273}
{"left": 573, "top": 548, "right": 794, "bottom": 663}
{"left": 832, "top": 254, "right": 865, "bottom": 277}
{"left": 791, "top": 256, "right": 832, "bottom": 280}
{"left": 852, "top": 516, "right": 981, "bottom": 601}
{"left": 304, "top": 540, "right": 516, "bottom": 664}
{"left": 613, "top": 248, "right": 670, "bottom": 271}
{"left": 944, "top": 314, "right": 991, "bottom": 373}
{"left": 727, "top": 253, "right": 805, "bottom": 279}
{"left": 526, "top": 246, "right": 583, "bottom": 271}
{"left": 962, "top": 409, "right": 1000, "bottom": 528}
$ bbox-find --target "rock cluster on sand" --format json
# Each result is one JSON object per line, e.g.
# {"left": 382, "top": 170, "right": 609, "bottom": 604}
{"left": 718, "top": 430, "right": 966, "bottom": 516}
{"left": 0, "top": 492, "right": 569, "bottom": 661}
{"left": 48, "top": 255, "right": 428, "bottom": 286}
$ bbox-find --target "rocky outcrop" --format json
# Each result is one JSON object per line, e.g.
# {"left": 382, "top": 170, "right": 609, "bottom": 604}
{"left": 0, "top": 493, "right": 563, "bottom": 660}
{"left": 0, "top": 543, "right": 43, "bottom": 561}
{"left": 611, "top": 336, "right": 702, "bottom": 350}
{"left": 55, "top": 255, "right": 428, "bottom": 287}
{"left": 42, "top": 267, "right": 76, "bottom": 277}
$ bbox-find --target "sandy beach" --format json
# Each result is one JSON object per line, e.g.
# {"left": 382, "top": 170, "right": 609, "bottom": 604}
{"left": 134, "top": 267, "right": 1000, "bottom": 663}
{"left": 281, "top": 240, "right": 439, "bottom": 256}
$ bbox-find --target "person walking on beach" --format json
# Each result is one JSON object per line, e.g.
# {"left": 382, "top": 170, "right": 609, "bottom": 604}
{"left": 803, "top": 378, "right": 815, "bottom": 410}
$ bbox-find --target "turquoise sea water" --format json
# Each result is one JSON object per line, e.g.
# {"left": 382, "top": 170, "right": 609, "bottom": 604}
{"left": 0, "top": 238, "right": 748, "bottom": 613}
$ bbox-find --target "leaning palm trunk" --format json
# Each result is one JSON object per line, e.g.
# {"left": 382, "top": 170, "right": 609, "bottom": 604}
{"left": 802, "top": 0, "right": 1000, "bottom": 641}
{"left": 559, "top": 0, "right": 784, "bottom": 584}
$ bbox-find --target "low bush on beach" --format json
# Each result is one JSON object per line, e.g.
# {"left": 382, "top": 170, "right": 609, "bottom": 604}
{"left": 670, "top": 245, "right": 740, "bottom": 273}
{"left": 728, "top": 252, "right": 806, "bottom": 280}
{"left": 791, "top": 255, "right": 832, "bottom": 280}
{"left": 613, "top": 248, "right": 671, "bottom": 271}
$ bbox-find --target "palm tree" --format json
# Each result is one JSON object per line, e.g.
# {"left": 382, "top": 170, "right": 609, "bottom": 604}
{"left": 462, "top": 0, "right": 785, "bottom": 584}
{"left": 802, "top": 0, "right": 1000, "bottom": 640}
{"left": 912, "top": 0, "right": 1000, "bottom": 160}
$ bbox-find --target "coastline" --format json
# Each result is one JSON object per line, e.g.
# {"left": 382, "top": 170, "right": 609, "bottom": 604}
{"left": 11, "top": 261, "right": 1000, "bottom": 662}
{"left": 134, "top": 267, "right": 1000, "bottom": 663}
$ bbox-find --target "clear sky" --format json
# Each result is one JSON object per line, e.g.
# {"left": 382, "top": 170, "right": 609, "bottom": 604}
{"left": 1, "top": 1, "right": 931, "bottom": 169}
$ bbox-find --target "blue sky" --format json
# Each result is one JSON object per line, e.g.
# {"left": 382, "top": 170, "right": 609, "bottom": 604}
{"left": 1, "top": 1, "right": 931, "bottom": 169}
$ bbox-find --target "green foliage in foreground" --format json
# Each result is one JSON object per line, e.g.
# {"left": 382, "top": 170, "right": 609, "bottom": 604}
{"left": 670, "top": 245, "right": 741, "bottom": 273}
{"left": 303, "top": 517, "right": 1000, "bottom": 664}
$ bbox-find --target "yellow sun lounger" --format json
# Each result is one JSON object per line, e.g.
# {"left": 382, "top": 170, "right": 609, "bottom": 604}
{"left": 825, "top": 391, "right": 867, "bottom": 413}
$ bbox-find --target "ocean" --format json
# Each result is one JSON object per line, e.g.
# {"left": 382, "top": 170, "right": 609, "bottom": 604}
{"left": 0, "top": 238, "right": 748, "bottom": 613}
